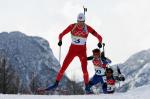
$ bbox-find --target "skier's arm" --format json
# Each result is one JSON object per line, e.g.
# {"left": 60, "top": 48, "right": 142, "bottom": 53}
{"left": 87, "top": 56, "right": 94, "bottom": 60}
{"left": 87, "top": 25, "right": 102, "bottom": 43}
{"left": 59, "top": 24, "right": 74, "bottom": 41}
{"left": 115, "top": 66, "right": 125, "bottom": 81}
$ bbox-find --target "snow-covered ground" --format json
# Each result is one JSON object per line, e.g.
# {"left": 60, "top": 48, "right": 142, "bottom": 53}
{"left": 1, "top": 85, "right": 149, "bottom": 99}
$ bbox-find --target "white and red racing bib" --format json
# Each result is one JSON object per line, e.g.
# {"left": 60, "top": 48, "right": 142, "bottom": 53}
{"left": 95, "top": 67, "right": 106, "bottom": 76}
{"left": 107, "top": 84, "right": 115, "bottom": 92}
{"left": 71, "top": 35, "right": 87, "bottom": 45}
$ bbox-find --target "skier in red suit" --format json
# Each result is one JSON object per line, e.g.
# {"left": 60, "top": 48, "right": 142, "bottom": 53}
{"left": 38, "top": 13, "right": 103, "bottom": 93}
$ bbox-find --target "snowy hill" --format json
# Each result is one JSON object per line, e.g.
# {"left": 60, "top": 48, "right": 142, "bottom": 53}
{"left": 113, "top": 49, "right": 150, "bottom": 92}
{"left": 1, "top": 84, "right": 150, "bottom": 99}
{"left": 0, "top": 31, "right": 83, "bottom": 94}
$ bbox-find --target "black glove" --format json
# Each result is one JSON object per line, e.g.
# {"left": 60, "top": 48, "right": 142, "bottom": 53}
{"left": 58, "top": 40, "right": 62, "bottom": 46}
{"left": 119, "top": 76, "right": 125, "bottom": 81}
{"left": 115, "top": 75, "right": 125, "bottom": 81}
{"left": 87, "top": 56, "right": 94, "bottom": 60}
{"left": 97, "top": 42, "right": 102, "bottom": 48}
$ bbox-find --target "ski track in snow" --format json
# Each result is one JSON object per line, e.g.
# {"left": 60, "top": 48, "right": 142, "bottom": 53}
{"left": 0, "top": 85, "right": 149, "bottom": 99}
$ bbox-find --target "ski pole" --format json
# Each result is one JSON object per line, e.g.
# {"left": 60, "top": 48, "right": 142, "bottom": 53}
{"left": 117, "top": 65, "right": 122, "bottom": 88}
{"left": 83, "top": 6, "right": 87, "bottom": 15}
{"left": 59, "top": 46, "right": 61, "bottom": 63}
{"left": 102, "top": 43, "right": 110, "bottom": 68}
{"left": 117, "top": 66, "right": 121, "bottom": 75}
{"left": 102, "top": 43, "right": 105, "bottom": 56}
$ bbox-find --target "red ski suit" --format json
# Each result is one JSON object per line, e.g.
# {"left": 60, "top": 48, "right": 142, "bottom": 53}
{"left": 56, "top": 23, "right": 102, "bottom": 84}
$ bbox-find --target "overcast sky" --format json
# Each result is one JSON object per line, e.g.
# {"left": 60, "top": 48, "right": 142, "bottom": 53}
{"left": 0, "top": 0, "right": 150, "bottom": 81}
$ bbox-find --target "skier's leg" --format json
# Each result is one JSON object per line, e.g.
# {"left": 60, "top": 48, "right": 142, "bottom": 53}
{"left": 45, "top": 52, "right": 76, "bottom": 91}
{"left": 100, "top": 76, "right": 107, "bottom": 93}
{"left": 78, "top": 47, "right": 89, "bottom": 84}
{"left": 102, "top": 83, "right": 107, "bottom": 94}
{"left": 90, "top": 75, "right": 102, "bottom": 85}
{"left": 45, "top": 45, "right": 76, "bottom": 91}
{"left": 78, "top": 47, "right": 92, "bottom": 93}
{"left": 56, "top": 46, "right": 76, "bottom": 81}
{"left": 88, "top": 75, "right": 101, "bottom": 88}
{"left": 85, "top": 74, "right": 101, "bottom": 94}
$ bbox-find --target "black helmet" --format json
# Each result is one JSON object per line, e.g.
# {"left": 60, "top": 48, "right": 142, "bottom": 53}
{"left": 106, "top": 68, "right": 113, "bottom": 74}
{"left": 92, "top": 48, "right": 100, "bottom": 53}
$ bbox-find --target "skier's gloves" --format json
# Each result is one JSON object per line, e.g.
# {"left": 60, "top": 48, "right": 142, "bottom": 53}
{"left": 58, "top": 40, "right": 62, "bottom": 46}
{"left": 97, "top": 42, "right": 102, "bottom": 48}
{"left": 87, "top": 56, "right": 94, "bottom": 60}
{"left": 118, "top": 74, "right": 125, "bottom": 81}
{"left": 120, "top": 77, "right": 125, "bottom": 81}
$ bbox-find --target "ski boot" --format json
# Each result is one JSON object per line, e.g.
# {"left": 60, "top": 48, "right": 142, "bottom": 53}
{"left": 37, "top": 80, "right": 59, "bottom": 94}
{"left": 45, "top": 80, "right": 59, "bottom": 91}
{"left": 85, "top": 83, "right": 94, "bottom": 94}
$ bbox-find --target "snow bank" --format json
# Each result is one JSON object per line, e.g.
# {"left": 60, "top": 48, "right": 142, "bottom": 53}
{"left": 1, "top": 85, "right": 149, "bottom": 99}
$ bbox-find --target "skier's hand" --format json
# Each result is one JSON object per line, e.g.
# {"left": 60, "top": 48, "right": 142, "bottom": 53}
{"left": 87, "top": 56, "right": 94, "bottom": 60}
{"left": 120, "top": 76, "right": 125, "bottom": 81}
{"left": 97, "top": 42, "right": 102, "bottom": 48}
{"left": 58, "top": 40, "right": 62, "bottom": 46}
{"left": 119, "top": 74, "right": 125, "bottom": 81}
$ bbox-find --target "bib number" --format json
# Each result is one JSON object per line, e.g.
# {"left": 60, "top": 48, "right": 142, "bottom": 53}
{"left": 96, "top": 70, "right": 101, "bottom": 75}
{"left": 95, "top": 68, "right": 105, "bottom": 76}
{"left": 74, "top": 39, "right": 80, "bottom": 43}
{"left": 107, "top": 85, "right": 115, "bottom": 91}
{"left": 71, "top": 35, "right": 86, "bottom": 45}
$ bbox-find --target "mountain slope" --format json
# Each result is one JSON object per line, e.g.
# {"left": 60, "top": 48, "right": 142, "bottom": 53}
{"left": 0, "top": 31, "right": 83, "bottom": 94}
{"left": 114, "top": 49, "right": 150, "bottom": 92}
